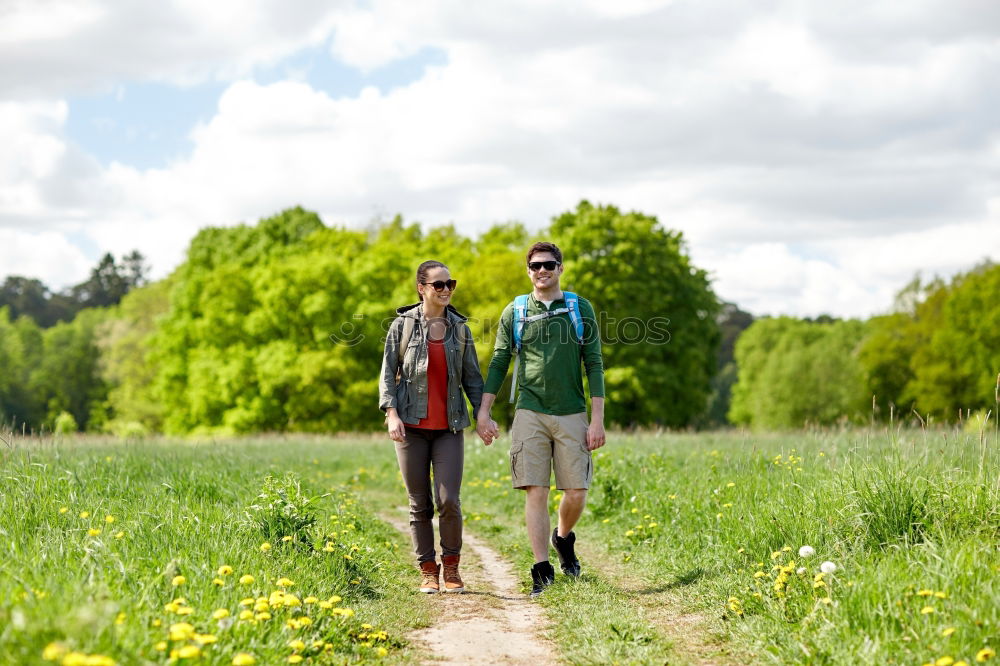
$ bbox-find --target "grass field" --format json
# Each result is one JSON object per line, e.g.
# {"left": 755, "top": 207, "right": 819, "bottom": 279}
{"left": 2, "top": 426, "right": 998, "bottom": 665}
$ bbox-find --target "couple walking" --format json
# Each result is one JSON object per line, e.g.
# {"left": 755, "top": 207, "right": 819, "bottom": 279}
{"left": 378, "top": 241, "right": 606, "bottom": 598}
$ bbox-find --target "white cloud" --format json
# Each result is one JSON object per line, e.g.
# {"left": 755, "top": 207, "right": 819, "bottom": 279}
{"left": 0, "top": 228, "right": 92, "bottom": 287}
{"left": 1, "top": 0, "right": 998, "bottom": 315}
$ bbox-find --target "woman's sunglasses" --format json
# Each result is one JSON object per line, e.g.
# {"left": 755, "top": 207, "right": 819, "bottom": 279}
{"left": 422, "top": 279, "right": 457, "bottom": 292}
{"left": 528, "top": 261, "right": 560, "bottom": 271}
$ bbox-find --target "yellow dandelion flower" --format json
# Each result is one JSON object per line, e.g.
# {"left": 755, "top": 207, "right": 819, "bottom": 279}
{"left": 259, "top": 542, "right": 271, "bottom": 552}
{"left": 232, "top": 654, "right": 256, "bottom": 666}
{"left": 344, "top": 554, "right": 353, "bottom": 560}
{"left": 917, "top": 589, "right": 934, "bottom": 597}
{"left": 238, "top": 610, "right": 254, "bottom": 620}
{"left": 115, "top": 612, "right": 126, "bottom": 625}
{"left": 376, "top": 647, "right": 389, "bottom": 657}
{"left": 218, "top": 565, "right": 233, "bottom": 576}
{"left": 955, "top": 661, "right": 969, "bottom": 666}
{"left": 171, "top": 575, "right": 186, "bottom": 586}
{"left": 42, "top": 642, "right": 67, "bottom": 661}
{"left": 288, "top": 657, "right": 303, "bottom": 664}
{"left": 212, "top": 578, "right": 225, "bottom": 586}
{"left": 276, "top": 577, "right": 294, "bottom": 587}
{"left": 105, "top": 515, "right": 115, "bottom": 524}
{"left": 239, "top": 598, "right": 254, "bottom": 606}
{"left": 194, "top": 634, "right": 217, "bottom": 645}
{"left": 935, "top": 591, "right": 948, "bottom": 599}
{"left": 361, "top": 623, "right": 373, "bottom": 630}
{"left": 178, "top": 645, "right": 201, "bottom": 659}
{"left": 175, "top": 606, "right": 193, "bottom": 616}
{"left": 113, "top": 531, "right": 124, "bottom": 539}
{"left": 299, "top": 616, "right": 312, "bottom": 626}
{"left": 288, "top": 640, "right": 306, "bottom": 651}
{"left": 328, "top": 595, "right": 342, "bottom": 604}
{"left": 304, "top": 596, "right": 318, "bottom": 604}
{"left": 87, "top": 528, "right": 102, "bottom": 536}
{"left": 58, "top": 507, "right": 69, "bottom": 515}
{"left": 239, "top": 575, "right": 254, "bottom": 585}
{"left": 154, "top": 642, "right": 167, "bottom": 652}
{"left": 255, "top": 611, "right": 271, "bottom": 621}
{"left": 942, "top": 627, "right": 956, "bottom": 637}
{"left": 625, "top": 530, "right": 635, "bottom": 537}
{"left": 753, "top": 571, "right": 767, "bottom": 579}
{"left": 79, "top": 511, "right": 90, "bottom": 519}
{"left": 169, "top": 622, "right": 195, "bottom": 641}
{"left": 282, "top": 536, "right": 293, "bottom": 542}
{"left": 936, "top": 658, "right": 955, "bottom": 666}
{"left": 318, "top": 601, "right": 333, "bottom": 610}
{"left": 921, "top": 606, "right": 936, "bottom": 614}
{"left": 212, "top": 608, "right": 230, "bottom": 619}
{"left": 977, "top": 647, "right": 995, "bottom": 662}
{"left": 152, "top": 619, "right": 162, "bottom": 627}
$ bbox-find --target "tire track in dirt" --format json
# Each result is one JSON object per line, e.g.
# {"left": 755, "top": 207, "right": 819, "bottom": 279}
{"left": 383, "top": 507, "right": 558, "bottom": 665}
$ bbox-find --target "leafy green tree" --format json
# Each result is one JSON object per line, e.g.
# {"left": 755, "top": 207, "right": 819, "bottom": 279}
{"left": 730, "top": 317, "right": 868, "bottom": 428}
{"left": 0, "top": 308, "right": 45, "bottom": 429}
{"left": 550, "top": 201, "right": 720, "bottom": 427}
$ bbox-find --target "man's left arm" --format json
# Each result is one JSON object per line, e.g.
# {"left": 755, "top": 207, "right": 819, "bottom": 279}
{"left": 581, "top": 299, "right": 606, "bottom": 450}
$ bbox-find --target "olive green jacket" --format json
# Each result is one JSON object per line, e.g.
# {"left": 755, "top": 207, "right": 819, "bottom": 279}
{"left": 378, "top": 302, "right": 484, "bottom": 432}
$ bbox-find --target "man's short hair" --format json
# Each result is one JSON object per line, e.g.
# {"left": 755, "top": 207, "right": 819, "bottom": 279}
{"left": 526, "top": 241, "right": 563, "bottom": 265}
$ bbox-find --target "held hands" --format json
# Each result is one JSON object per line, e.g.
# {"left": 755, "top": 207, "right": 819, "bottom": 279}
{"left": 586, "top": 420, "right": 606, "bottom": 451}
{"left": 476, "top": 409, "right": 499, "bottom": 446}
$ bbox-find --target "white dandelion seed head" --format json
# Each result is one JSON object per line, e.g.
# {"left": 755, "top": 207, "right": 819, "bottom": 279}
{"left": 796, "top": 567, "right": 807, "bottom": 575}
{"left": 798, "top": 545, "right": 816, "bottom": 558}
{"left": 820, "top": 561, "right": 837, "bottom": 574}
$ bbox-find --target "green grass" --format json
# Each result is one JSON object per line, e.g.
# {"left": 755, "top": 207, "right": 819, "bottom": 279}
{"left": 0, "top": 436, "right": 427, "bottom": 665}
{"left": 3, "top": 427, "right": 998, "bottom": 665}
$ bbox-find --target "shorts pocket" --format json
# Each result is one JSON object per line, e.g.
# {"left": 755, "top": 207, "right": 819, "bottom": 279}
{"left": 510, "top": 441, "right": 524, "bottom": 481}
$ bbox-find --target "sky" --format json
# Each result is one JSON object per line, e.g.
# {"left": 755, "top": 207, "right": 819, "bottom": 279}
{"left": 2, "top": 0, "right": 998, "bottom": 318}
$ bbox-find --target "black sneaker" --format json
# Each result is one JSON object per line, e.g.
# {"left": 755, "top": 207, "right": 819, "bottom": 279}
{"left": 551, "top": 529, "right": 581, "bottom": 577}
{"left": 530, "top": 561, "right": 555, "bottom": 598}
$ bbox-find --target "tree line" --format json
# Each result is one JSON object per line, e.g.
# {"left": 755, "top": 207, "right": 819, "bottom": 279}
{"left": 3, "top": 204, "right": 994, "bottom": 434}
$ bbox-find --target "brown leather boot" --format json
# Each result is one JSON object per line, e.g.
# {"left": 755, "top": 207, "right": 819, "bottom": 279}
{"left": 418, "top": 561, "right": 439, "bottom": 594}
{"left": 441, "top": 555, "right": 465, "bottom": 593}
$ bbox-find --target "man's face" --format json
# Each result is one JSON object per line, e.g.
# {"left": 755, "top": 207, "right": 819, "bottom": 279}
{"left": 526, "top": 251, "right": 563, "bottom": 291}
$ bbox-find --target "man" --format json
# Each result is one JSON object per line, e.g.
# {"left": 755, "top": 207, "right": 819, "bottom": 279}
{"left": 476, "top": 241, "right": 606, "bottom": 598}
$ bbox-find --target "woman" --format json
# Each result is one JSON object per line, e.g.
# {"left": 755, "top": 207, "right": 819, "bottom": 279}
{"left": 379, "top": 260, "right": 484, "bottom": 593}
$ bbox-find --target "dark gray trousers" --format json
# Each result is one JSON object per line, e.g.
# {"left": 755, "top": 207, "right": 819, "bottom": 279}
{"left": 395, "top": 427, "right": 464, "bottom": 562}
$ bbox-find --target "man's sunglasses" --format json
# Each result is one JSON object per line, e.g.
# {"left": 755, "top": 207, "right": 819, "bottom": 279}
{"left": 422, "top": 279, "right": 457, "bottom": 292}
{"left": 528, "top": 261, "right": 561, "bottom": 271}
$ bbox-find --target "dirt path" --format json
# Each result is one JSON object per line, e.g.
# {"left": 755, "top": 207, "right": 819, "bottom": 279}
{"left": 383, "top": 507, "right": 558, "bottom": 665}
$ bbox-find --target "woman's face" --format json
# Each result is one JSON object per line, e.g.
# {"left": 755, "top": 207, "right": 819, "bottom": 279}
{"left": 418, "top": 266, "right": 454, "bottom": 307}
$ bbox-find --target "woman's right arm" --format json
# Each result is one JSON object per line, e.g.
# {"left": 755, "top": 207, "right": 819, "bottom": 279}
{"left": 379, "top": 318, "right": 406, "bottom": 442}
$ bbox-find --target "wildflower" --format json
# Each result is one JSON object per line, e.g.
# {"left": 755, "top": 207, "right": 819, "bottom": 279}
{"left": 942, "top": 627, "right": 956, "bottom": 637}
{"left": 154, "top": 642, "right": 168, "bottom": 652}
{"left": 218, "top": 565, "right": 233, "bottom": 576}
{"left": 239, "top": 598, "right": 254, "bottom": 606}
{"left": 288, "top": 640, "right": 305, "bottom": 651}
{"left": 59, "top": 507, "right": 69, "bottom": 515}
{"left": 213, "top": 578, "right": 225, "bottom": 586}
{"left": 918, "top": 589, "right": 935, "bottom": 597}
{"left": 921, "top": 606, "right": 936, "bottom": 614}
{"left": 195, "top": 634, "right": 217, "bottom": 645}
{"left": 798, "top": 545, "right": 815, "bottom": 558}
{"left": 288, "top": 657, "right": 303, "bottom": 664}
{"left": 171, "top": 575, "right": 186, "bottom": 586}
{"left": 178, "top": 646, "right": 202, "bottom": 659}
{"left": 42, "top": 642, "right": 68, "bottom": 660}
{"left": 115, "top": 612, "right": 126, "bottom": 625}
{"left": 936, "top": 658, "right": 955, "bottom": 666}
{"left": 79, "top": 511, "right": 90, "bottom": 519}
{"left": 232, "top": 654, "right": 256, "bottom": 666}
{"left": 796, "top": 567, "right": 807, "bottom": 575}
{"left": 771, "top": 551, "right": 782, "bottom": 560}
{"left": 282, "top": 535, "right": 293, "bottom": 542}
{"left": 625, "top": 530, "right": 635, "bottom": 537}
{"left": 239, "top": 575, "right": 255, "bottom": 585}
{"left": 105, "top": 515, "right": 115, "bottom": 524}
{"left": 298, "top": 616, "right": 312, "bottom": 626}
{"left": 753, "top": 571, "right": 767, "bottom": 579}
{"left": 260, "top": 542, "right": 272, "bottom": 552}
{"left": 88, "top": 528, "right": 102, "bottom": 536}
{"left": 977, "top": 647, "right": 995, "bottom": 662}
{"left": 318, "top": 601, "right": 333, "bottom": 610}
{"left": 328, "top": 595, "right": 342, "bottom": 604}
{"left": 276, "top": 577, "right": 294, "bottom": 587}
{"left": 820, "top": 561, "right": 837, "bottom": 574}
{"left": 114, "top": 532, "right": 124, "bottom": 539}
{"left": 212, "top": 608, "right": 230, "bottom": 619}
{"left": 169, "top": 622, "right": 196, "bottom": 641}
{"left": 782, "top": 546, "right": 792, "bottom": 552}
{"left": 255, "top": 611, "right": 271, "bottom": 621}
{"left": 238, "top": 610, "right": 254, "bottom": 620}
{"left": 304, "top": 596, "right": 318, "bottom": 604}
{"left": 377, "top": 647, "right": 389, "bottom": 657}
{"left": 935, "top": 591, "right": 948, "bottom": 599}
{"left": 152, "top": 619, "right": 162, "bottom": 627}
{"left": 726, "top": 482, "right": 735, "bottom": 488}
{"left": 818, "top": 597, "right": 833, "bottom": 605}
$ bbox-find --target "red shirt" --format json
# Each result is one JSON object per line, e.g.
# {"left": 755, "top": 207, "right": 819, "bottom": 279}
{"left": 416, "top": 339, "right": 448, "bottom": 429}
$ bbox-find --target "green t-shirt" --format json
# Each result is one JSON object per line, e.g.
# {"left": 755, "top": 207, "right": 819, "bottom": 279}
{"left": 484, "top": 293, "right": 604, "bottom": 415}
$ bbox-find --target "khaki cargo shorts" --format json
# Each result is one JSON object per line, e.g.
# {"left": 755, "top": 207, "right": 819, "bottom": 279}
{"left": 509, "top": 409, "right": 592, "bottom": 490}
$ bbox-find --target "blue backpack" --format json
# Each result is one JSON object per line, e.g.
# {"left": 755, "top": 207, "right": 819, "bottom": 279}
{"left": 509, "top": 292, "right": 584, "bottom": 402}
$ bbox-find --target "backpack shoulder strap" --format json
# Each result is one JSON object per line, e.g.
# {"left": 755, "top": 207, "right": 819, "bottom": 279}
{"left": 511, "top": 295, "right": 530, "bottom": 353}
{"left": 562, "top": 292, "right": 584, "bottom": 343}
{"left": 395, "top": 316, "right": 416, "bottom": 379}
